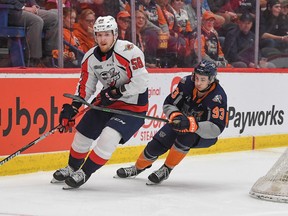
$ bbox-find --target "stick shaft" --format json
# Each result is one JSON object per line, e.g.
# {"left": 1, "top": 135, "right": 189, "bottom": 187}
{"left": 0, "top": 125, "right": 61, "bottom": 166}
{"left": 63, "top": 93, "right": 169, "bottom": 123}
{"left": 0, "top": 105, "right": 89, "bottom": 166}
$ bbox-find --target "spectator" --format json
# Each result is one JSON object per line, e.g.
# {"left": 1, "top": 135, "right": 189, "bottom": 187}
{"left": 207, "top": 0, "right": 238, "bottom": 25}
{"left": 154, "top": 0, "right": 178, "bottom": 67}
{"left": 224, "top": 12, "right": 275, "bottom": 68}
{"left": 119, "top": 0, "right": 128, "bottom": 11}
{"left": 135, "top": 10, "right": 160, "bottom": 68}
{"left": 134, "top": 10, "right": 147, "bottom": 52}
{"left": 261, "top": 0, "right": 268, "bottom": 11}
{"left": 44, "top": 0, "right": 70, "bottom": 10}
{"left": 191, "top": 11, "right": 229, "bottom": 67}
{"left": 230, "top": 0, "right": 256, "bottom": 18}
{"left": 104, "top": 0, "right": 121, "bottom": 18}
{"left": 79, "top": 0, "right": 120, "bottom": 19}
{"left": 260, "top": 0, "right": 288, "bottom": 55}
{"left": 184, "top": 0, "right": 225, "bottom": 30}
{"left": 125, "top": 0, "right": 166, "bottom": 66}
{"left": 0, "top": 0, "right": 58, "bottom": 67}
{"left": 52, "top": 8, "right": 84, "bottom": 68}
{"left": 279, "top": 0, "right": 288, "bottom": 39}
{"left": 168, "top": 0, "right": 193, "bottom": 67}
{"left": 73, "top": 9, "right": 96, "bottom": 53}
{"left": 78, "top": 0, "right": 107, "bottom": 18}
{"left": 116, "top": 10, "right": 131, "bottom": 40}
{"left": 125, "top": 0, "right": 169, "bottom": 33}
{"left": 169, "top": 0, "right": 193, "bottom": 37}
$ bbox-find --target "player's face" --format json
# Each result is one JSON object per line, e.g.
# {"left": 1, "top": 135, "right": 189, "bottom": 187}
{"left": 95, "top": 31, "right": 115, "bottom": 53}
{"left": 194, "top": 74, "right": 210, "bottom": 91}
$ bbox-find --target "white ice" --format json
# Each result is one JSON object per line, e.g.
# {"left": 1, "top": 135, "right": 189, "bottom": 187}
{"left": 0, "top": 147, "right": 288, "bottom": 216}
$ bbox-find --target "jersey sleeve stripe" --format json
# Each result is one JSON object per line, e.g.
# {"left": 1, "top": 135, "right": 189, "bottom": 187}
{"left": 114, "top": 51, "right": 132, "bottom": 79}
{"left": 108, "top": 101, "right": 148, "bottom": 113}
{"left": 78, "top": 58, "right": 89, "bottom": 99}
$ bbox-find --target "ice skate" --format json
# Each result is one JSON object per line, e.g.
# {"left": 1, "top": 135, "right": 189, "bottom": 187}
{"left": 51, "top": 165, "right": 74, "bottom": 183}
{"left": 115, "top": 165, "right": 151, "bottom": 178}
{"left": 63, "top": 169, "right": 89, "bottom": 189}
{"left": 146, "top": 165, "right": 171, "bottom": 185}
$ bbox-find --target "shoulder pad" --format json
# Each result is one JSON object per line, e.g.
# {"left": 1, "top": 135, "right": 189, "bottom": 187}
{"left": 180, "top": 76, "right": 187, "bottom": 84}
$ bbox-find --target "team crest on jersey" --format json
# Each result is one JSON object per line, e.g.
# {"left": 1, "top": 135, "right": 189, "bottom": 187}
{"left": 159, "top": 131, "right": 166, "bottom": 138}
{"left": 124, "top": 44, "right": 134, "bottom": 51}
{"left": 212, "top": 95, "right": 222, "bottom": 104}
{"left": 100, "top": 68, "right": 120, "bottom": 86}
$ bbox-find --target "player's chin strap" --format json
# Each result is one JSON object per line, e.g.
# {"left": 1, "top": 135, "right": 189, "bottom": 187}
{"left": 107, "top": 36, "right": 118, "bottom": 52}
{"left": 198, "top": 81, "right": 214, "bottom": 93}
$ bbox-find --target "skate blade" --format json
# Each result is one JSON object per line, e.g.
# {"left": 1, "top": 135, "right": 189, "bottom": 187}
{"left": 113, "top": 175, "right": 137, "bottom": 179}
{"left": 62, "top": 184, "right": 78, "bottom": 190}
{"left": 50, "top": 178, "right": 64, "bottom": 184}
{"left": 146, "top": 180, "right": 160, "bottom": 186}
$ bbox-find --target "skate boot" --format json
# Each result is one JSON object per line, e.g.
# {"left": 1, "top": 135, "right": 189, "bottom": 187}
{"left": 51, "top": 165, "right": 74, "bottom": 183}
{"left": 116, "top": 165, "right": 151, "bottom": 178}
{"left": 147, "top": 165, "right": 171, "bottom": 185}
{"left": 64, "top": 169, "right": 89, "bottom": 189}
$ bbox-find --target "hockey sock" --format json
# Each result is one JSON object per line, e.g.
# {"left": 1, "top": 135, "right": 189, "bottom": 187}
{"left": 136, "top": 137, "right": 171, "bottom": 170}
{"left": 135, "top": 150, "right": 156, "bottom": 170}
{"left": 164, "top": 143, "right": 189, "bottom": 169}
{"left": 81, "top": 150, "right": 108, "bottom": 177}
{"left": 68, "top": 147, "right": 89, "bottom": 170}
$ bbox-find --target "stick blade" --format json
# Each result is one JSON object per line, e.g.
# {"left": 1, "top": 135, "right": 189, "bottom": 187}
{"left": 63, "top": 93, "right": 77, "bottom": 100}
{"left": 63, "top": 93, "right": 86, "bottom": 104}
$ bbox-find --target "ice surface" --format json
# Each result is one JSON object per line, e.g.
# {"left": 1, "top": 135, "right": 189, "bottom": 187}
{"left": 0, "top": 148, "right": 287, "bottom": 216}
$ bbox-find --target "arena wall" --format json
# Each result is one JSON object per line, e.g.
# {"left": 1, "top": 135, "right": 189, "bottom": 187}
{"left": 1, "top": 68, "right": 288, "bottom": 176}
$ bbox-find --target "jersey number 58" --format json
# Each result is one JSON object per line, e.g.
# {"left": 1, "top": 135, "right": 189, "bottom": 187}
{"left": 131, "top": 57, "right": 144, "bottom": 70}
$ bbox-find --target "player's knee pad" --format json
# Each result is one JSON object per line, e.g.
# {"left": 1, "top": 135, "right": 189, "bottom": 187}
{"left": 71, "top": 131, "right": 94, "bottom": 153}
{"left": 144, "top": 136, "right": 171, "bottom": 159}
{"left": 93, "top": 127, "right": 122, "bottom": 160}
{"left": 175, "top": 133, "right": 199, "bottom": 150}
{"left": 174, "top": 139, "right": 190, "bottom": 153}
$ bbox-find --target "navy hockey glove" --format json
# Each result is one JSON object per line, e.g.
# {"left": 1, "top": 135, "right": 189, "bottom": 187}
{"left": 59, "top": 104, "right": 79, "bottom": 133}
{"left": 100, "top": 87, "right": 122, "bottom": 106}
{"left": 169, "top": 112, "right": 198, "bottom": 134}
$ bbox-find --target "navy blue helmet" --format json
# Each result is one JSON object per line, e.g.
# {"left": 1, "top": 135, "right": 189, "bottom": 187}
{"left": 194, "top": 60, "right": 217, "bottom": 81}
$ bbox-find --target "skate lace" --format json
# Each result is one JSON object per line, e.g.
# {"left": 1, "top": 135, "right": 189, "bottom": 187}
{"left": 71, "top": 170, "right": 86, "bottom": 183}
{"left": 125, "top": 166, "right": 137, "bottom": 177}
{"left": 59, "top": 166, "right": 73, "bottom": 177}
{"left": 154, "top": 166, "right": 169, "bottom": 180}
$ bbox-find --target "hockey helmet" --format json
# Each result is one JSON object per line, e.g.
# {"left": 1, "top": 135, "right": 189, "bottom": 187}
{"left": 194, "top": 60, "right": 217, "bottom": 81}
{"left": 93, "top": 15, "right": 118, "bottom": 38}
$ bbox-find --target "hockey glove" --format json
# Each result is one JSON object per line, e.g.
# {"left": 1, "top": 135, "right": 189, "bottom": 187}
{"left": 100, "top": 87, "right": 122, "bottom": 106}
{"left": 215, "top": 61, "right": 227, "bottom": 68}
{"left": 59, "top": 104, "right": 79, "bottom": 133}
{"left": 169, "top": 112, "right": 198, "bottom": 134}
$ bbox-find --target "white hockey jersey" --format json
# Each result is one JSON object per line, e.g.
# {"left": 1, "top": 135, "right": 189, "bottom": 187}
{"left": 75, "top": 40, "right": 149, "bottom": 113}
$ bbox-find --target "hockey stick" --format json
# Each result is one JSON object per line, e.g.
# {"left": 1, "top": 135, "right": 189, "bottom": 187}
{"left": 0, "top": 125, "right": 62, "bottom": 166}
{"left": 63, "top": 93, "right": 169, "bottom": 123}
{"left": 0, "top": 105, "right": 91, "bottom": 166}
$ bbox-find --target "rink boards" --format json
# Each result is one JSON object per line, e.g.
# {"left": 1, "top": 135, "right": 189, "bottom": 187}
{"left": 0, "top": 68, "right": 288, "bottom": 175}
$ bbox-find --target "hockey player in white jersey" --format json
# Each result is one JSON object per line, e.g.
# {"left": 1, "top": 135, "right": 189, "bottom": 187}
{"left": 51, "top": 15, "right": 149, "bottom": 189}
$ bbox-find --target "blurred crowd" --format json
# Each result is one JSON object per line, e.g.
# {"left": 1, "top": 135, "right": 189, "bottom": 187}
{"left": 0, "top": 0, "right": 288, "bottom": 68}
